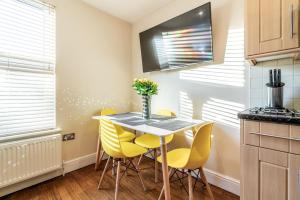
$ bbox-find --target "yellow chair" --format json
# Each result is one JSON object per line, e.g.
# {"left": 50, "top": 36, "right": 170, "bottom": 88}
{"left": 135, "top": 109, "right": 176, "bottom": 183}
{"left": 157, "top": 122, "right": 214, "bottom": 200}
{"left": 97, "top": 119, "right": 147, "bottom": 200}
{"left": 95, "top": 108, "right": 135, "bottom": 170}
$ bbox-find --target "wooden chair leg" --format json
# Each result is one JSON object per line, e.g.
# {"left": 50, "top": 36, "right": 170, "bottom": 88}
{"left": 112, "top": 159, "right": 115, "bottom": 176}
{"left": 154, "top": 148, "right": 158, "bottom": 183}
{"left": 98, "top": 157, "right": 111, "bottom": 189}
{"left": 95, "top": 150, "right": 105, "bottom": 170}
{"left": 158, "top": 168, "right": 173, "bottom": 200}
{"left": 199, "top": 167, "right": 214, "bottom": 200}
{"left": 115, "top": 160, "right": 121, "bottom": 200}
{"left": 137, "top": 154, "right": 143, "bottom": 166}
{"left": 188, "top": 170, "right": 193, "bottom": 200}
{"left": 95, "top": 135, "right": 102, "bottom": 170}
{"left": 123, "top": 158, "right": 127, "bottom": 176}
{"left": 132, "top": 159, "right": 147, "bottom": 191}
{"left": 158, "top": 185, "right": 164, "bottom": 200}
{"left": 98, "top": 151, "right": 105, "bottom": 165}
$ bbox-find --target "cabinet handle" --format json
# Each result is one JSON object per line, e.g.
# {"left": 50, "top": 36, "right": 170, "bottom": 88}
{"left": 289, "top": 4, "right": 294, "bottom": 38}
{"left": 249, "top": 132, "right": 300, "bottom": 141}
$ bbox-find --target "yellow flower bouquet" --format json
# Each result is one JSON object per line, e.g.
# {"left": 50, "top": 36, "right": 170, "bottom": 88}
{"left": 132, "top": 78, "right": 158, "bottom": 119}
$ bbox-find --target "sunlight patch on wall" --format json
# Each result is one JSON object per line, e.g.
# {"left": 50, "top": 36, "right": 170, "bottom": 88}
{"left": 179, "top": 91, "right": 193, "bottom": 137}
{"left": 202, "top": 98, "right": 245, "bottom": 128}
{"left": 179, "top": 29, "right": 245, "bottom": 87}
{"left": 179, "top": 91, "right": 193, "bottom": 119}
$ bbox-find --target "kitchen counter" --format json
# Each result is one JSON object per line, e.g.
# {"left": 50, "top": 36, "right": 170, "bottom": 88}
{"left": 240, "top": 114, "right": 300, "bottom": 200}
{"left": 238, "top": 108, "right": 300, "bottom": 124}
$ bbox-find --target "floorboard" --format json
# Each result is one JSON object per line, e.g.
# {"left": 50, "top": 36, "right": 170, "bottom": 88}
{"left": 3, "top": 158, "right": 240, "bottom": 200}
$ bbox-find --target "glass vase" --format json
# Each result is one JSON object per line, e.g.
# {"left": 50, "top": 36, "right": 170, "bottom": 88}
{"left": 142, "top": 95, "right": 151, "bottom": 119}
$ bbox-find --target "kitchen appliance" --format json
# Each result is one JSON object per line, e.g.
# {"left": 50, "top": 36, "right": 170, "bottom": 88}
{"left": 139, "top": 2, "right": 213, "bottom": 73}
{"left": 266, "top": 69, "right": 284, "bottom": 108}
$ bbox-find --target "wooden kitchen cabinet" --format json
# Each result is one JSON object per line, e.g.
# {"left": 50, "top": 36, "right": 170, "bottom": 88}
{"left": 241, "top": 145, "right": 288, "bottom": 200}
{"left": 245, "top": 0, "right": 300, "bottom": 61}
{"left": 241, "top": 145, "right": 259, "bottom": 200}
{"left": 260, "top": 162, "right": 287, "bottom": 200}
{"left": 241, "top": 120, "right": 300, "bottom": 200}
{"left": 289, "top": 154, "right": 300, "bottom": 200}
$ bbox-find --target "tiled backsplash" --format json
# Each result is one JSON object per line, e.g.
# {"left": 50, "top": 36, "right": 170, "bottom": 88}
{"left": 250, "top": 58, "right": 300, "bottom": 110}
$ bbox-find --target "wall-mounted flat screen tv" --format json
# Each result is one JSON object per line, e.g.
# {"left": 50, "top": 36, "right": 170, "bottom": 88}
{"left": 139, "top": 2, "right": 213, "bottom": 73}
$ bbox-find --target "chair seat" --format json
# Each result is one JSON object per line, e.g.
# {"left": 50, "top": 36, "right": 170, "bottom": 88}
{"left": 121, "top": 142, "right": 147, "bottom": 158}
{"left": 135, "top": 134, "right": 173, "bottom": 149}
{"left": 119, "top": 131, "right": 135, "bottom": 142}
{"left": 157, "top": 148, "right": 190, "bottom": 169}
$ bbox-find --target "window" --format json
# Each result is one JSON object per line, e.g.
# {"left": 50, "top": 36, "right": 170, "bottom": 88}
{"left": 0, "top": 0, "right": 56, "bottom": 137}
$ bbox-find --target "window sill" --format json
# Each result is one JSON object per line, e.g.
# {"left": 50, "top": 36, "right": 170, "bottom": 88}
{"left": 0, "top": 128, "right": 62, "bottom": 143}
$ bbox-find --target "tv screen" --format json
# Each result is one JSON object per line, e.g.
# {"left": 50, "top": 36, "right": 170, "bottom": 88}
{"left": 139, "top": 2, "right": 213, "bottom": 73}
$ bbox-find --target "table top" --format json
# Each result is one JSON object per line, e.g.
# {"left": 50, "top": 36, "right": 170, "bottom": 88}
{"left": 92, "top": 112, "right": 205, "bottom": 137}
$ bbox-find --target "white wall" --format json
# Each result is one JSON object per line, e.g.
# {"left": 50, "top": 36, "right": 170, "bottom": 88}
{"left": 131, "top": 0, "right": 249, "bottom": 181}
{"left": 46, "top": 0, "right": 132, "bottom": 162}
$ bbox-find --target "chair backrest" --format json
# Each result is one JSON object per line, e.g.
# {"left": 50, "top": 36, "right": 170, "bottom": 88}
{"left": 100, "top": 118, "right": 124, "bottom": 158}
{"left": 101, "top": 108, "right": 117, "bottom": 116}
{"left": 157, "top": 109, "right": 176, "bottom": 117}
{"left": 98, "top": 108, "right": 117, "bottom": 133}
{"left": 185, "top": 122, "right": 214, "bottom": 169}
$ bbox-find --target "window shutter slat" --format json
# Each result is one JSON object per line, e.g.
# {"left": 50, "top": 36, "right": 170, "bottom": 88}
{"left": 0, "top": 0, "right": 56, "bottom": 138}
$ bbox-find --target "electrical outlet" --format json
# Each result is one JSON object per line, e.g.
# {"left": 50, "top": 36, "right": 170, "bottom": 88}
{"left": 62, "top": 133, "right": 75, "bottom": 141}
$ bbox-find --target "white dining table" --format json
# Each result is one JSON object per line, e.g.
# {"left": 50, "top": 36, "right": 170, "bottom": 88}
{"left": 92, "top": 112, "right": 205, "bottom": 200}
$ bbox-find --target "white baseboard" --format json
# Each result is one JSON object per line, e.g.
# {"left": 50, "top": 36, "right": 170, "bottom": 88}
{"left": 63, "top": 153, "right": 96, "bottom": 174}
{"left": 0, "top": 152, "right": 240, "bottom": 197}
{"left": 143, "top": 155, "right": 240, "bottom": 196}
{"left": 203, "top": 168, "right": 240, "bottom": 196}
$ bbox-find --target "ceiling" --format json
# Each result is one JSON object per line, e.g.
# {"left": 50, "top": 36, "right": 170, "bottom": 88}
{"left": 82, "top": 0, "right": 174, "bottom": 23}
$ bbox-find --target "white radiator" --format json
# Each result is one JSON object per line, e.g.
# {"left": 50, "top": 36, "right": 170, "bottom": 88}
{"left": 0, "top": 134, "right": 62, "bottom": 188}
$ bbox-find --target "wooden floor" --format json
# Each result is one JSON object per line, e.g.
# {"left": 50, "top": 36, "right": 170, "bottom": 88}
{"left": 3, "top": 158, "right": 239, "bottom": 200}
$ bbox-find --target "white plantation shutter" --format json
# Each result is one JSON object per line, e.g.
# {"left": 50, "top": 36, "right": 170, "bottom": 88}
{"left": 0, "top": 0, "right": 56, "bottom": 137}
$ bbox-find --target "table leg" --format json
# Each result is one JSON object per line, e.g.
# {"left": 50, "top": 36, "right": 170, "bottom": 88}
{"left": 160, "top": 136, "right": 171, "bottom": 200}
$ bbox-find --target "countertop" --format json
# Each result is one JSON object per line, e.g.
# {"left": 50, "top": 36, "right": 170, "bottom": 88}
{"left": 238, "top": 109, "right": 300, "bottom": 124}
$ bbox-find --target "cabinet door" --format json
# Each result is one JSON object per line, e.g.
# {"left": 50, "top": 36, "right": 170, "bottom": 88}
{"left": 289, "top": 154, "right": 300, "bottom": 200}
{"left": 282, "top": 0, "right": 299, "bottom": 49}
{"left": 241, "top": 145, "right": 259, "bottom": 200}
{"left": 259, "top": 0, "right": 283, "bottom": 53}
{"left": 246, "top": 0, "right": 260, "bottom": 55}
{"left": 260, "top": 162, "right": 287, "bottom": 200}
